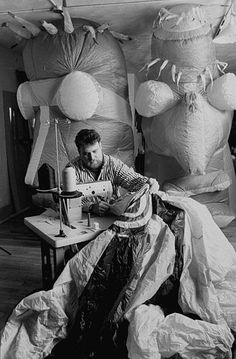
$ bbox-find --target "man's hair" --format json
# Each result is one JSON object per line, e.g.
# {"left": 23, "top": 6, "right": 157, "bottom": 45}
{"left": 75, "top": 129, "right": 101, "bottom": 149}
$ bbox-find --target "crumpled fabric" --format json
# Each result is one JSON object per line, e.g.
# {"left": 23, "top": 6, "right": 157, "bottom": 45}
{"left": 157, "top": 191, "right": 236, "bottom": 328}
{"left": 0, "top": 287, "right": 70, "bottom": 359}
{"left": 0, "top": 229, "right": 115, "bottom": 359}
{"left": 1, "top": 190, "right": 236, "bottom": 358}
{"left": 126, "top": 191, "right": 236, "bottom": 359}
{"left": 0, "top": 190, "right": 178, "bottom": 359}
{"left": 127, "top": 304, "right": 234, "bottom": 359}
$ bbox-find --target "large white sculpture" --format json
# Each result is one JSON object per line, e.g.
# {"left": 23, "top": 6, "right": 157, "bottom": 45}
{"left": 17, "top": 18, "right": 134, "bottom": 191}
{"left": 135, "top": 4, "right": 236, "bottom": 227}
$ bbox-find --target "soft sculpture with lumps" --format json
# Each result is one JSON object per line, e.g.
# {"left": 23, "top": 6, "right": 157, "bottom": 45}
{"left": 135, "top": 4, "right": 236, "bottom": 227}
{"left": 17, "top": 17, "right": 134, "bottom": 202}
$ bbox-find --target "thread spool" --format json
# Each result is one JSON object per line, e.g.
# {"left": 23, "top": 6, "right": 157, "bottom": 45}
{"left": 62, "top": 166, "right": 77, "bottom": 194}
{"left": 38, "top": 163, "right": 56, "bottom": 190}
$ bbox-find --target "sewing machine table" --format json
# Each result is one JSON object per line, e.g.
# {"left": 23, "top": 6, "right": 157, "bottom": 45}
{"left": 24, "top": 209, "right": 115, "bottom": 289}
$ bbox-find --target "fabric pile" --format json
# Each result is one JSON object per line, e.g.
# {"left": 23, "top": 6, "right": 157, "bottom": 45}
{"left": 0, "top": 187, "right": 236, "bottom": 358}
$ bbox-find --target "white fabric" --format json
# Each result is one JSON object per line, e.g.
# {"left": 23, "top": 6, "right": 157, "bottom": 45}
{"left": 17, "top": 77, "right": 62, "bottom": 119}
{"left": 16, "top": 71, "right": 134, "bottom": 187}
{"left": 1, "top": 193, "right": 236, "bottom": 358}
{"left": 163, "top": 169, "right": 231, "bottom": 196}
{"left": 0, "top": 229, "right": 114, "bottom": 359}
{"left": 149, "top": 92, "right": 232, "bottom": 175}
{"left": 157, "top": 192, "right": 236, "bottom": 326}
{"left": 125, "top": 215, "right": 176, "bottom": 317}
{"left": 54, "top": 71, "right": 103, "bottom": 121}
{"left": 127, "top": 304, "right": 233, "bottom": 359}
{"left": 136, "top": 4, "right": 236, "bottom": 219}
{"left": 135, "top": 80, "right": 177, "bottom": 117}
{"left": 126, "top": 192, "right": 236, "bottom": 358}
{"left": 207, "top": 73, "right": 236, "bottom": 111}
{"left": 213, "top": 15, "right": 236, "bottom": 44}
{"left": 17, "top": 71, "right": 132, "bottom": 125}
{"left": 25, "top": 106, "right": 50, "bottom": 186}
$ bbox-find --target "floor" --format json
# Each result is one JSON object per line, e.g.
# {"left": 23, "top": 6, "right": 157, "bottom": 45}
{"left": 0, "top": 238, "right": 42, "bottom": 330}
{"left": 0, "top": 207, "right": 236, "bottom": 354}
{"left": 0, "top": 206, "right": 44, "bottom": 331}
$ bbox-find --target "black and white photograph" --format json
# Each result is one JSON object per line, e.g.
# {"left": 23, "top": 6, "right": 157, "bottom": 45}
{"left": 0, "top": 1, "right": 236, "bottom": 358}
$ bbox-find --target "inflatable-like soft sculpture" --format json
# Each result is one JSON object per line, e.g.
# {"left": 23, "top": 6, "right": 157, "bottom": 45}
{"left": 16, "top": 17, "right": 134, "bottom": 193}
{"left": 135, "top": 4, "right": 236, "bottom": 227}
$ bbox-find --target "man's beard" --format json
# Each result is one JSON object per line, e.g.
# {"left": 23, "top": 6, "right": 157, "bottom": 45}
{"left": 86, "top": 159, "right": 102, "bottom": 170}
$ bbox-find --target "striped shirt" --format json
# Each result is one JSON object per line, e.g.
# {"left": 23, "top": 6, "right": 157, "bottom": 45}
{"left": 70, "top": 154, "right": 149, "bottom": 211}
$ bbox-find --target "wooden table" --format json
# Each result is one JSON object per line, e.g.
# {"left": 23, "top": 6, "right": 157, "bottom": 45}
{"left": 24, "top": 208, "right": 115, "bottom": 289}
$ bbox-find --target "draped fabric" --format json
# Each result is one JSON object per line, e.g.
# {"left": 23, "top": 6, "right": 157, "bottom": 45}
{"left": 1, "top": 188, "right": 236, "bottom": 359}
{"left": 48, "top": 188, "right": 185, "bottom": 359}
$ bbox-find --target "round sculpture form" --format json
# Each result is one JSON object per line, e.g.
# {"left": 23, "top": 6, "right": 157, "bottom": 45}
{"left": 135, "top": 4, "right": 236, "bottom": 227}
{"left": 17, "top": 18, "right": 134, "bottom": 191}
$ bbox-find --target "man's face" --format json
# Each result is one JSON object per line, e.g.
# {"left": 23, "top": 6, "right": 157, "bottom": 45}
{"left": 79, "top": 141, "right": 103, "bottom": 170}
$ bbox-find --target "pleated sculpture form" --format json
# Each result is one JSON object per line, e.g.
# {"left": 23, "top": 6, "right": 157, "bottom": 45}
{"left": 135, "top": 4, "right": 236, "bottom": 227}
{"left": 17, "top": 17, "right": 134, "bottom": 193}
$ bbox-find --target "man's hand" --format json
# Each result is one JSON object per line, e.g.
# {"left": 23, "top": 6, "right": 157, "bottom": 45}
{"left": 90, "top": 201, "right": 110, "bottom": 216}
{"left": 147, "top": 178, "right": 160, "bottom": 194}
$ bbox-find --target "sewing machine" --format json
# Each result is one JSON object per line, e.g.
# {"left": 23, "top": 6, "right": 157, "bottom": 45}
{"left": 77, "top": 180, "right": 113, "bottom": 200}
{"left": 65, "top": 180, "right": 113, "bottom": 223}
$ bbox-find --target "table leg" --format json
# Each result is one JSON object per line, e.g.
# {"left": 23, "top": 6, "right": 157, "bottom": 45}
{"left": 53, "top": 248, "right": 65, "bottom": 281}
{"left": 41, "top": 239, "right": 53, "bottom": 290}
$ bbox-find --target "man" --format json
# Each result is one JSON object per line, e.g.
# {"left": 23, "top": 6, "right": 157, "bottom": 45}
{"left": 70, "top": 128, "right": 159, "bottom": 216}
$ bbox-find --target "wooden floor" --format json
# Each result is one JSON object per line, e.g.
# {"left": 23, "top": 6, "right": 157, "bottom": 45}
{"left": 0, "top": 207, "right": 43, "bottom": 331}
{"left": 0, "top": 208, "right": 236, "bottom": 334}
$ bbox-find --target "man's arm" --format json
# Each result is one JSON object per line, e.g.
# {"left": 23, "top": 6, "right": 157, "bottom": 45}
{"left": 113, "top": 158, "right": 159, "bottom": 192}
{"left": 82, "top": 196, "right": 110, "bottom": 216}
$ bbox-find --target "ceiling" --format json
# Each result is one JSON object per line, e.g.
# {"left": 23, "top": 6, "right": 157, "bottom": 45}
{"left": 0, "top": 0, "right": 234, "bottom": 79}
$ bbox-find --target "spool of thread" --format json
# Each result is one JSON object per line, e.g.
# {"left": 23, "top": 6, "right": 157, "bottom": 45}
{"left": 62, "top": 166, "right": 77, "bottom": 193}
{"left": 38, "top": 163, "right": 56, "bottom": 190}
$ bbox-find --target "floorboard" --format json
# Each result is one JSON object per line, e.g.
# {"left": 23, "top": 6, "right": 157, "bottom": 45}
{"left": 0, "top": 239, "right": 42, "bottom": 331}
{"left": 0, "top": 206, "right": 44, "bottom": 331}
